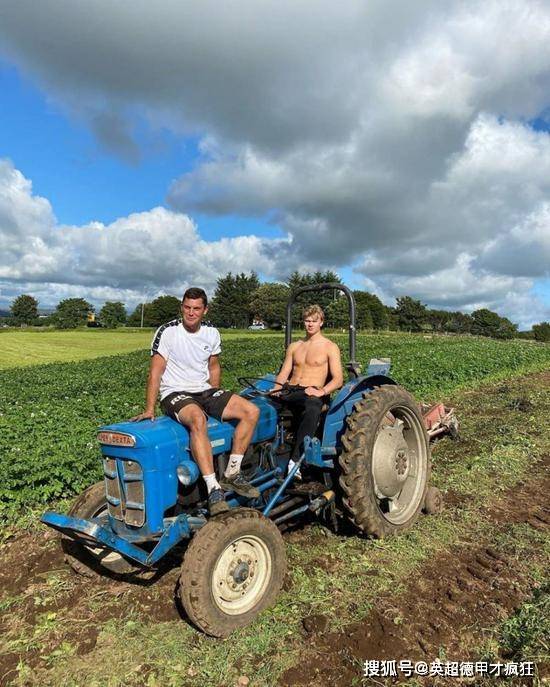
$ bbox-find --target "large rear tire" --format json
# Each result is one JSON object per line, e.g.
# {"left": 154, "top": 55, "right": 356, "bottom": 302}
{"left": 62, "top": 481, "right": 141, "bottom": 577}
{"left": 179, "top": 508, "right": 286, "bottom": 637}
{"left": 338, "top": 385, "right": 430, "bottom": 538}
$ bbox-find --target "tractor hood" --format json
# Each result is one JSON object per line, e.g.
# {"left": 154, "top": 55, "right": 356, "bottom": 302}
{"left": 98, "top": 397, "right": 277, "bottom": 460}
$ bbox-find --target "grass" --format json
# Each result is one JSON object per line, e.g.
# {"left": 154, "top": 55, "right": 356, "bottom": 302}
{"left": 498, "top": 582, "right": 549, "bottom": 664}
{"left": 0, "top": 329, "right": 153, "bottom": 369}
{"left": 1, "top": 330, "right": 548, "bottom": 684}
{"left": 2, "top": 331, "right": 549, "bottom": 517}
{"left": 0, "top": 328, "right": 285, "bottom": 369}
{"left": 3, "top": 369, "right": 549, "bottom": 686}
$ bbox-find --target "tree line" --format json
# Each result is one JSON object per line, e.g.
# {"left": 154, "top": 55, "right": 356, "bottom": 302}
{"left": 4, "top": 273, "right": 550, "bottom": 342}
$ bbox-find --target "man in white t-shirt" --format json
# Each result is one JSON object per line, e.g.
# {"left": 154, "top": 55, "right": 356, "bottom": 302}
{"left": 131, "top": 287, "right": 260, "bottom": 514}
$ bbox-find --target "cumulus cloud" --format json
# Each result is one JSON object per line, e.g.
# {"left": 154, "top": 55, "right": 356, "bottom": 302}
{"left": 0, "top": 1, "right": 550, "bottom": 325}
{"left": 0, "top": 159, "right": 295, "bottom": 309}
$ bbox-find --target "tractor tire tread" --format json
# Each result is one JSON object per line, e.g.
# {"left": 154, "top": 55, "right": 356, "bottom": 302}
{"left": 179, "top": 508, "right": 286, "bottom": 637}
{"left": 62, "top": 481, "right": 140, "bottom": 577}
{"left": 338, "top": 385, "right": 431, "bottom": 538}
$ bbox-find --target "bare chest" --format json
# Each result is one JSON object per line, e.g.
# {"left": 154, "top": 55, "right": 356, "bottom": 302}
{"left": 293, "top": 342, "right": 328, "bottom": 369}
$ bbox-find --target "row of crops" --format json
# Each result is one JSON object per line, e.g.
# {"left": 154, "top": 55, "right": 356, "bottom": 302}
{"left": 1, "top": 334, "right": 549, "bottom": 517}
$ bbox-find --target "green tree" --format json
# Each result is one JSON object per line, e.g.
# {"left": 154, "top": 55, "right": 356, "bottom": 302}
{"left": 471, "top": 308, "right": 501, "bottom": 337}
{"left": 532, "top": 321, "right": 550, "bottom": 342}
{"left": 209, "top": 272, "right": 260, "bottom": 328}
{"left": 249, "top": 283, "right": 289, "bottom": 327}
{"left": 286, "top": 270, "right": 342, "bottom": 325}
{"left": 325, "top": 295, "right": 351, "bottom": 328}
{"left": 444, "top": 311, "right": 473, "bottom": 334}
{"left": 471, "top": 309, "right": 517, "bottom": 339}
{"left": 100, "top": 301, "right": 127, "bottom": 328}
{"left": 426, "top": 309, "right": 452, "bottom": 333}
{"left": 386, "top": 308, "right": 400, "bottom": 331}
{"left": 495, "top": 317, "right": 517, "bottom": 340}
{"left": 147, "top": 295, "right": 181, "bottom": 327}
{"left": 54, "top": 298, "right": 93, "bottom": 329}
{"left": 352, "top": 291, "right": 378, "bottom": 330}
{"left": 325, "top": 292, "right": 373, "bottom": 329}
{"left": 127, "top": 296, "right": 181, "bottom": 328}
{"left": 361, "top": 292, "right": 388, "bottom": 330}
{"left": 10, "top": 294, "right": 38, "bottom": 325}
{"left": 395, "top": 296, "right": 428, "bottom": 332}
{"left": 127, "top": 303, "right": 147, "bottom": 327}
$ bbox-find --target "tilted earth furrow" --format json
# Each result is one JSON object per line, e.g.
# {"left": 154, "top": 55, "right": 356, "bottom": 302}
{"left": 280, "top": 461, "right": 549, "bottom": 687}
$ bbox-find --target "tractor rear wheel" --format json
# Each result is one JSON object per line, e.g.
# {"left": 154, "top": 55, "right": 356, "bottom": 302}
{"left": 179, "top": 508, "right": 286, "bottom": 637}
{"left": 62, "top": 481, "right": 141, "bottom": 577}
{"left": 338, "top": 385, "right": 430, "bottom": 538}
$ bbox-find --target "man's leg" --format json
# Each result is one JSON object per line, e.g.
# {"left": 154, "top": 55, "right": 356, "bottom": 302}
{"left": 222, "top": 395, "right": 261, "bottom": 454}
{"left": 219, "top": 395, "right": 261, "bottom": 498}
{"left": 177, "top": 404, "right": 229, "bottom": 514}
{"left": 177, "top": 404, "right": 214, "bottom": 475}
{"left": 290, "top": 392, "right": 323, "bottom": 460}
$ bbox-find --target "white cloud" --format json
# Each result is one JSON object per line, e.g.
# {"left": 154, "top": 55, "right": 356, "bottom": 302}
{"left": 0, "top": 159, "right": 297, "bottom": 309}
{"left": 476, "top": 202, "right": 550, "bottom": 277}
{"left": 0, "top": 1, "right": 550, "bottom": 325}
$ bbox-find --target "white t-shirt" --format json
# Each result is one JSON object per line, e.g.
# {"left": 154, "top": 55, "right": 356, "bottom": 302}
{"left": 151, "top": 319, "right": 222, "bottom": 399}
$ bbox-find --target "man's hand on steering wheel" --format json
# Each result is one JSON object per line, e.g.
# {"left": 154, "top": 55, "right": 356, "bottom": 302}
{"left": 305, "top": 386, "right": 325, "bottom": 398}
{"left": 269, "top": 382, "right": 288, "bottom": 397}
{"left": 237, "top": 377, "right": 286, "bottom": 397}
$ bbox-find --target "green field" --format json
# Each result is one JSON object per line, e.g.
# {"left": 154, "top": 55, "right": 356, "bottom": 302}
{"left": 0, "top": 329, "right": 153, "bottom": 368}
{"left": 0, "top": 330, "right": 549, "bottom": 686}
{"left": 0, "top": 328, "right": 284, "bottom": 369}
{"left": 0, "top": 331, "right": 549, "bottom": 517}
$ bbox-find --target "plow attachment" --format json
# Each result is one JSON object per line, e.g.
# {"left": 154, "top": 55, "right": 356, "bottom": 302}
{"left": 421, "top": 403, "right": 459, "bottom": 440}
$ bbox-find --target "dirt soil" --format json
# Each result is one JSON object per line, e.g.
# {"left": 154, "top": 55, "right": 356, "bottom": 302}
{"left": 0, "top": 530, "right": 184, "bottom": 684}
{"left": 280, "top": 458, "right": 550, "bottom": 687}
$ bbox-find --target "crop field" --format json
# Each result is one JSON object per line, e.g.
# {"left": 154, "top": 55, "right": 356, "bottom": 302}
{"left": 1, "top": 332, "right": 549, "bottom": 516}
{"left": 0, "top": 328, "right": 281, "bottom": 369}
{"left": 0, "top": 331, "right": 548, "bottom": 686}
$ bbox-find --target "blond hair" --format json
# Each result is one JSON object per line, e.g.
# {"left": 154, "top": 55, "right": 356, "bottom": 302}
{"left": 303, "top": 304, "right": 324, "bottom": 320}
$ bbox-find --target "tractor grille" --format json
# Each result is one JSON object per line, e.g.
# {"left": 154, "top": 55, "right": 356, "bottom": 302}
{"left": 103, "top": 457, "right": 145, "bottom": 527}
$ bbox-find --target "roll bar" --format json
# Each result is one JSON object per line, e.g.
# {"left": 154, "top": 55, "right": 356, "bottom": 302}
{"left": 285, "top": 282, "right": 361, "bottom": 379}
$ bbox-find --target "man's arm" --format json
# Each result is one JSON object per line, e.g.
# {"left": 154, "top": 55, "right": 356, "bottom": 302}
{"left": 322, "top": 342, "right": 344, "bottom": 395}
{"left": 208, "top": 354, "right": 221, "bottom": 387}
{"left": 131, "top": 353, "right": 167, "bottom": 421}
{"left": 273, "top": 343, "right": 296, "bottom": 391}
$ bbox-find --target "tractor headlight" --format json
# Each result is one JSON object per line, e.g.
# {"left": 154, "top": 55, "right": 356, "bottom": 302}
{"left": 177, "top": 461, "right": 200, "bottom": 486}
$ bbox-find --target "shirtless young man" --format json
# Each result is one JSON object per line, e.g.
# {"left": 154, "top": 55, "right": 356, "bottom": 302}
{"left": 273, "top": 304, "right": 343, "bottom": 468}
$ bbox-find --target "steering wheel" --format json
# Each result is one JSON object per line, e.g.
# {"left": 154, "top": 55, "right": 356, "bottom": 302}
{"left": 238, "top": 377, "right": 286, "bottom": 397}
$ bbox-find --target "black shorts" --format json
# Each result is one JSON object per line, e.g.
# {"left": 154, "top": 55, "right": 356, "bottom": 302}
{"left": 161, "top": 389, "right": 234, "bottom": 422}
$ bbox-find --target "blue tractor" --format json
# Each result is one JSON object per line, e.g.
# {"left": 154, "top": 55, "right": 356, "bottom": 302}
{"left": 41, "top": 284, "right": 440, "bottom": 637}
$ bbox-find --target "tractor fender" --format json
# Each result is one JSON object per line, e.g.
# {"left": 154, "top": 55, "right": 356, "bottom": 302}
{"left": 321, "top": 374, "right": 397, "bottom": 451}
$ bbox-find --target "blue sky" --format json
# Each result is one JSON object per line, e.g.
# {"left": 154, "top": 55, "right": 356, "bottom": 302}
{"left": 1, "top": 63, "right": 200, "bottom": 228}
{"left": 0, "top": 60, "right": 292, "bottom": 249}
{"left": 0, "top": 1, "right": 548, "bottom": 328}
{"left": 0, "top": 59, "right": 357, "bottom": 282}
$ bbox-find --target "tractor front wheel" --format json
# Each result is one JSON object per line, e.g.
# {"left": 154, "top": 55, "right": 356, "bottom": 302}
{"left": 62, "top": 481, "right": 141, "bottom": 577}
{"left": 179, "top": 508, "right": 286, "bottom": 637}
{"left": 338, "top": 385, "right": 430, "bottom": 538}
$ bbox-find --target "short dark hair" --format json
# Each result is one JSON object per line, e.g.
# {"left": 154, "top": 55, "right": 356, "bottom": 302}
{"left": 182, "top": 287, "right": 208, "bottom": 307}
